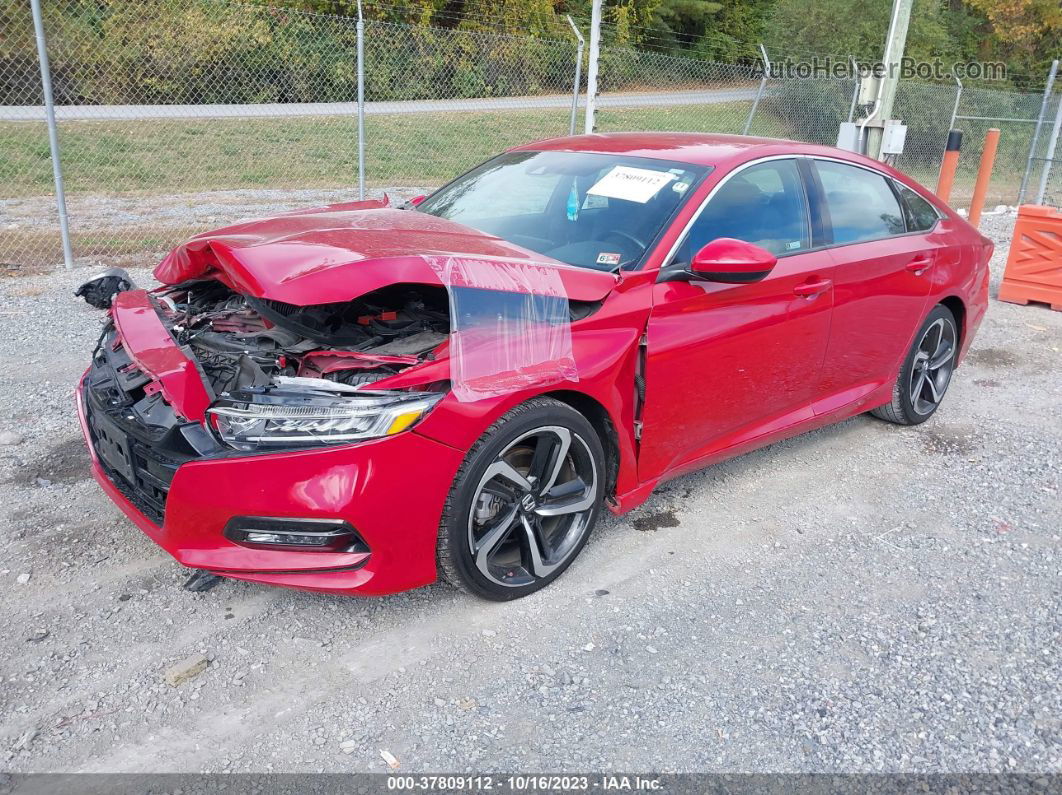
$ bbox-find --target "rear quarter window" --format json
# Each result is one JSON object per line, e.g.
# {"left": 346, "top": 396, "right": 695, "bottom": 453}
{"left": 896, "top": 183, "right": 941, "bottom": 232}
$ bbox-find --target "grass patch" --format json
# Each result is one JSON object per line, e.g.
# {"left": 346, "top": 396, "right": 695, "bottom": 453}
{"left": 0, "top": 101, "right": 1020, "bottom": 268}
{"left": 0, "top": 103, "right": 1024, "bottom": 202}
{"left": 0, "top": 102, "right": 759, "bottom": 198}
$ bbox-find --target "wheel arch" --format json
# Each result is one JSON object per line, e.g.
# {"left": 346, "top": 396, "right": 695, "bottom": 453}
{"left": 540, "top": 389, "right": 621, "bottom": 502}
{"left": 938, "top": 294, "right": 966, "bottom": 350}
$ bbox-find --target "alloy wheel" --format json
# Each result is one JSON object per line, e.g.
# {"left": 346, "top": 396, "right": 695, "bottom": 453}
{"left": 467, "top": 426, "right": 598, "bottom": 588}
{"left": 910, "top": 317, "right": 957, "bottom": 415}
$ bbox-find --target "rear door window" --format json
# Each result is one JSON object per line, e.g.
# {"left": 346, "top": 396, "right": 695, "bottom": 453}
{"left": 814, "top": 160, "right": 905, "bottom": 244}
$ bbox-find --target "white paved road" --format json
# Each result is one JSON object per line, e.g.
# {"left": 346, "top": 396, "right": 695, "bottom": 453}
{"left": 1, "top": 87, "right": 756, "bottom": 122}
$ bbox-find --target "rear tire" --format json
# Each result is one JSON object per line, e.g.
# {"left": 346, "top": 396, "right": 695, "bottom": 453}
{"left": 436, "top": 397, "right": 604, "bottom": 601}
{"left": 871, "top": 304, "right": 958, "bottom": 426}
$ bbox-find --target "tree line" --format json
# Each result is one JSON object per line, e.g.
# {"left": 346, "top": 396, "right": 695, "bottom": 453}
{"left": 308, "top": 0, "right": 1059, "bottom": 86}
{"left": 0, "top": 0, "right": 1057, "bottom": 107}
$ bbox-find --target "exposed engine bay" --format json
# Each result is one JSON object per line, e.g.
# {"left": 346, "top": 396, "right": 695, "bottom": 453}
{"left": 159, "top": 280, "right": 450, "bottom": 395}
{"left": 73, "top": 204, "right": 609, "bottom": 538}
{"left": 77, "top": 278, "right": 455, "bottom": 523}
{"left": 77, "top": 251, "right": 592, "bottom": 474}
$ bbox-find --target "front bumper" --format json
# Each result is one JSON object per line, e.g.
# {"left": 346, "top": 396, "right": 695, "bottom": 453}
{"left": 77, "top": 376, "right": 464, "bottom": 596}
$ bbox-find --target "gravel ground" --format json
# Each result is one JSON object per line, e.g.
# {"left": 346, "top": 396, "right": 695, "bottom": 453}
{"left": 0, "top": 210, "right": 1058, "bottom": 774}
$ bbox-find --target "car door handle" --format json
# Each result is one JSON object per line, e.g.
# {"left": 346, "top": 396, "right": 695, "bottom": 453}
{"left": 793, "top": 278, "right": 832, "bottom": 298}
{"left": 906, "top": 254, "right": 934, "bottom": 275}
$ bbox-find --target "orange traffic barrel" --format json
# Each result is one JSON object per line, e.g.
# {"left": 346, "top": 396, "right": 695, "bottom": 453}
{"left": 998, "top": 204, "right": 1062, "bottom": 311}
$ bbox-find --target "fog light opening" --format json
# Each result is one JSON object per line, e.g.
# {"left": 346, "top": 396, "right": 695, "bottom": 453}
{"left": 223, "top": 517, "right": 369, "bottom": 554}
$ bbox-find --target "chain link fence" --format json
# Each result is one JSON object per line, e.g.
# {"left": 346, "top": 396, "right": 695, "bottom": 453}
{"left": 363, "top": 20, "right": 579, "bottom": 190}
{"left": 749, "top": 73, "right": 860, "bottom": 142}
{"left": 1039, "top": 155, "right": 1062, "bottom": 209}
{"left": 895, "top": 82, "right": 1059, "bottom": 209}
{"left": 592, "top": 52, "right": 1061, "bottom": 213}
{"left": 1, "top": 0, "right": 1058, "bottom": 272}
{"left": 3, "top": 0, "right": 373, "bottom": 268}
{"left": 1020, "top": 92, "right": 1062, "bottom": 210}
{"left": 592, "top": 46, "right": 759, "bottom": 136}
{"left": 1, "top": 0, "right": 584, "bottom": 270}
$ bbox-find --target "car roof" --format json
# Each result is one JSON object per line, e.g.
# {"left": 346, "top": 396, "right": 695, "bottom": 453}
{"left": 510, "top": 132, "right": 891, "bottom": 173}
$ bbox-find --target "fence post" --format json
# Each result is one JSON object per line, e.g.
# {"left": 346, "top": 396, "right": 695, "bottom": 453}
{"left": 29, "top": 0, "right": 73, "bottom": 269}
{"left": 356, "top": 0, "right": 366, "bottom": 200}
{"left": 1018, "top": 59, "right": 1058, "bottom": 205}
{"left": 566, "top": 16, "right": 584, "bottom": 136}
{"left": 742, "top": 45, "right": 770, "bottom": 136}
{"left": 847, "top": 58, "right": 860, "bottom": 123}
{"left": 583, "top": 0, "right": 601, "bottom": 134}
{"left": 1035, "top": 89, "right": 1062, "bottom": 206}
{"left": 947, "top": 73, "right": 963, "bottom": 131}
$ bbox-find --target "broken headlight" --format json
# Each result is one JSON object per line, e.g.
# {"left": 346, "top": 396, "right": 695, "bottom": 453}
{"left": 208, "top": 384, "right": 443, "bottom": 450}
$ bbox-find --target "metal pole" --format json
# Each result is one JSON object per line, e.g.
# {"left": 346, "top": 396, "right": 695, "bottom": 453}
{"left": 566, "top": 16, "right": 584, "bottom": 136}
{"left": 936, "top": 130, "right": 962, "bottom": 204}
{"left": 583, "top": 0, "right": 601, "bottom": 135}
{"left": 847, "top": 57, "right": 860, "bottom": 123}
{"left": 1018, "top": 59, "right": 1058, "bottom": 205}
{"left": 947, "top": 73, "right": 963, "bottom": 131}
{"left": 968, "top": 128, "right": 1000, "bottom": 227}
{"left": 742, "top": 44, "right": 770, "bottom": 136}
{"left": 356, "top": 0, "right": 366, "bottom": 200}
{"left": 866, "top": 0, "right": 913, "bottom": 159}
{"left": 1035, "top": 89, "right": 1062, "bottom": 205}
{"left": 29, "top": 0, "right": 73, "bottom": 269}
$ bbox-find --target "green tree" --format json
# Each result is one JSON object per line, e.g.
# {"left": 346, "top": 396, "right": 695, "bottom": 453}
{"left": 763, "top": 0, "right": 956, "bottom": 64}
{"left": 960, "top": 0, "right": 1062, "bottom": 80}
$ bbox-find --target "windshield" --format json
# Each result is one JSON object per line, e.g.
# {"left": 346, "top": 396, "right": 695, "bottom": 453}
{"left": 416, "top": 151, "right": 709, "bottom": 271}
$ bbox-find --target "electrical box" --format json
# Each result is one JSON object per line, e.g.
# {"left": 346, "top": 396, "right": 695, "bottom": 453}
{"left": 881, "top": 119, "right": 908, "bottom": 155}
{"left": 836, "top": 122, "right": 861, "bottom": 153}
{"left": 857, "top": 74, "right": 879, "bottom": 105}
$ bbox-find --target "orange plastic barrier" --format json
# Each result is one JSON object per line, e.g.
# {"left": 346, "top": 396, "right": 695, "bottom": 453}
{"left": 998, "top": 204, "right": 1062, "bottom": 311}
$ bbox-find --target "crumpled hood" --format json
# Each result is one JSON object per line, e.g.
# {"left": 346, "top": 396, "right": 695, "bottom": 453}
{"left": 154, "top": 199, "right": 618, "bottom": 304}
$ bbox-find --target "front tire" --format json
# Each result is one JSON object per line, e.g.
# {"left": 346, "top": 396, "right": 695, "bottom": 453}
{"left": 436, "top": 397, "right": 604, "bottom": 601}
{"left": 871, "top": 304, "right": 958, "bottom": 425}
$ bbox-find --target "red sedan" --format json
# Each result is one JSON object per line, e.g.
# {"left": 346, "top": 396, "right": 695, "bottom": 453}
{"left": 76, "top": 133, "right": 991, "bottom": 600}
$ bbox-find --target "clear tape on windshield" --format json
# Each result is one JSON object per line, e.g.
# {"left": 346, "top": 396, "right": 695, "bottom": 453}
{"left": 422, "top": 255, "right": 577, "bottom": 402}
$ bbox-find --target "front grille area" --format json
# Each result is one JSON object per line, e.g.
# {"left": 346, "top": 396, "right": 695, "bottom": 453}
{"left": 85, "top": 400, "right": 180, "bottom": 525}
{"left": 83, "top": 329, "right": 202, "bottom": 527}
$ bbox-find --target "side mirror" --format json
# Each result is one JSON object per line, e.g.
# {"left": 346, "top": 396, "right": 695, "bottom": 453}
{"left": 408, "top": 194, "right": 427, "bottom": 206}
{"left": 688, "top": 238, "right": 777, "bottom": 283}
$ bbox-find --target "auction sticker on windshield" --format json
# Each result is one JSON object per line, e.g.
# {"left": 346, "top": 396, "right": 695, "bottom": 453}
{"left": 587, "top": 166, "right": 677, "bottom": 204}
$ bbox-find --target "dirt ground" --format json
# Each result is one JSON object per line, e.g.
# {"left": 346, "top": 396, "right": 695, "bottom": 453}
{"left": 0, "top": 210, "right": 1058, "bottom": 773}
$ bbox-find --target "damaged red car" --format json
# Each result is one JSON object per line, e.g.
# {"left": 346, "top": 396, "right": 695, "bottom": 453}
{"left": 76, "top": 133, "right": 991, "bottom": 600}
